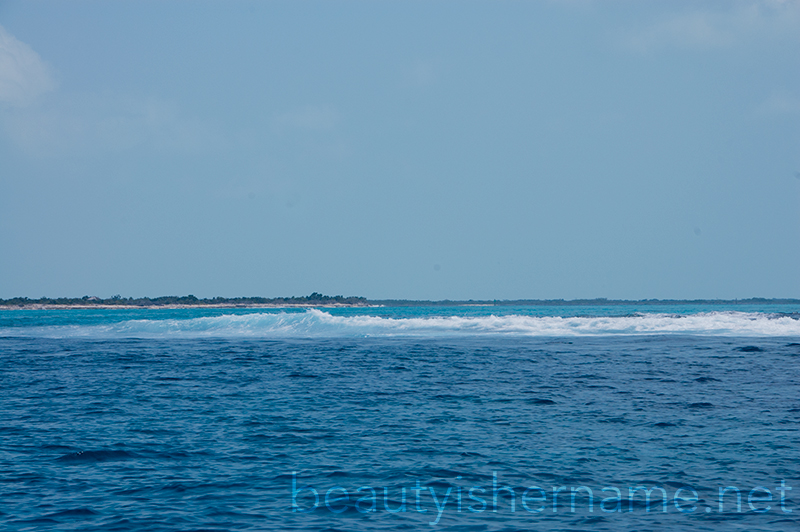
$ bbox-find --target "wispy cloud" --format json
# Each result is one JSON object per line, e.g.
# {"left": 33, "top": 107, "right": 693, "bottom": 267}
{"left": 274, "top": 105, "right": 339, "bottom": 132}
{"left": 403, "top": 59, "right": 438, "bottom": 88}
{"left": 0, "top": 25, "right": 217, "bottom": 156}
{"left": 0, "top": 24, "right": 56, "bottom": 106}
{"left": 2, "top": 93, "right": 219, "bottom": 156}
{"left": 755, "top": 90, "right": 800, "bottom": 116}
{"left": 620, "top": 0, "right": 800, "bottom": 53}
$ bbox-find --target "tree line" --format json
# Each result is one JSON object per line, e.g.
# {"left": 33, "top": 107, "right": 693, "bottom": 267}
{"left": 0, "top": 293, "right": 369, "bottom": 307}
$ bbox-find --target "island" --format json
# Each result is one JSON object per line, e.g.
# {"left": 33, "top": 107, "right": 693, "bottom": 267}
{"left": 1, "top": 294, "right": 799, "bottom": 310}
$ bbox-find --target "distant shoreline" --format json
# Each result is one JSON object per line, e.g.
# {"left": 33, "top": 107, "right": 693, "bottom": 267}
{"left": 2, "top": 295, "right": 799, "bottom": 310}
{"left": 0, "top": 303, "right": 373, "bottom": 310}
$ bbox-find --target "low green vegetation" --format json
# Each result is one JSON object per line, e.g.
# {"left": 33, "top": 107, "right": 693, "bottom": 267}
{"left": 1, "top": 294, "right": 798, "bottom": 308}
{"left": 0, "top": 292, "right": 368, "bottom": 307}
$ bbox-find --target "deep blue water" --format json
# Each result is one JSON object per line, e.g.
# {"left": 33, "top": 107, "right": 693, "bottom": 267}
{"left": 1, "top": 306, "right": 799, "bottom": 530}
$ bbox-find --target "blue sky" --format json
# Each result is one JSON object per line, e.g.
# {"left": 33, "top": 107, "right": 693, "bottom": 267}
{"left": 1, "top": 0, "right": 799, "bottom": 300}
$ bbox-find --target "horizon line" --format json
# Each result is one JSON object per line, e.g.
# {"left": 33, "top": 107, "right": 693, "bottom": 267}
{"left": 2, "top": 294, "right": 800, "bottom": 308}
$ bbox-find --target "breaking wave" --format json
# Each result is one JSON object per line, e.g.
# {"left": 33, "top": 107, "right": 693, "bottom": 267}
{"left": 2, "top": 309, "right": 799, "bottom": 338}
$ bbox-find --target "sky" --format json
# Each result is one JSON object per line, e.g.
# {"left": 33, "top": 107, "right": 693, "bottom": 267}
{"left": 1, "top": 0, "right": 799, "bottom": 300}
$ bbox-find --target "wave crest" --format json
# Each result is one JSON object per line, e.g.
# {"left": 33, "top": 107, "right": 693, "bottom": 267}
{"left": 2, "top": 309, "right": 799, "bottom": 338}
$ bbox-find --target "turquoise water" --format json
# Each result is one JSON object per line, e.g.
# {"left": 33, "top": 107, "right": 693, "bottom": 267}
{"left": 1, "top": 305, "right": 799, "bottom": 530}
{"left": 2, "top": 303, "right": 800, "bottom": 337}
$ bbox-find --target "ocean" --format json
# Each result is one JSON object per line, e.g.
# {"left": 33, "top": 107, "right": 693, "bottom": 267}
{"left": 1, "top": 304, "right": 799, "bottom": 531}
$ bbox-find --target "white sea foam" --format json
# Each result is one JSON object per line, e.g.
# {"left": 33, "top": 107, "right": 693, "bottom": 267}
{"left": 2, "top": 309, "right": 799, "bottom": 338}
